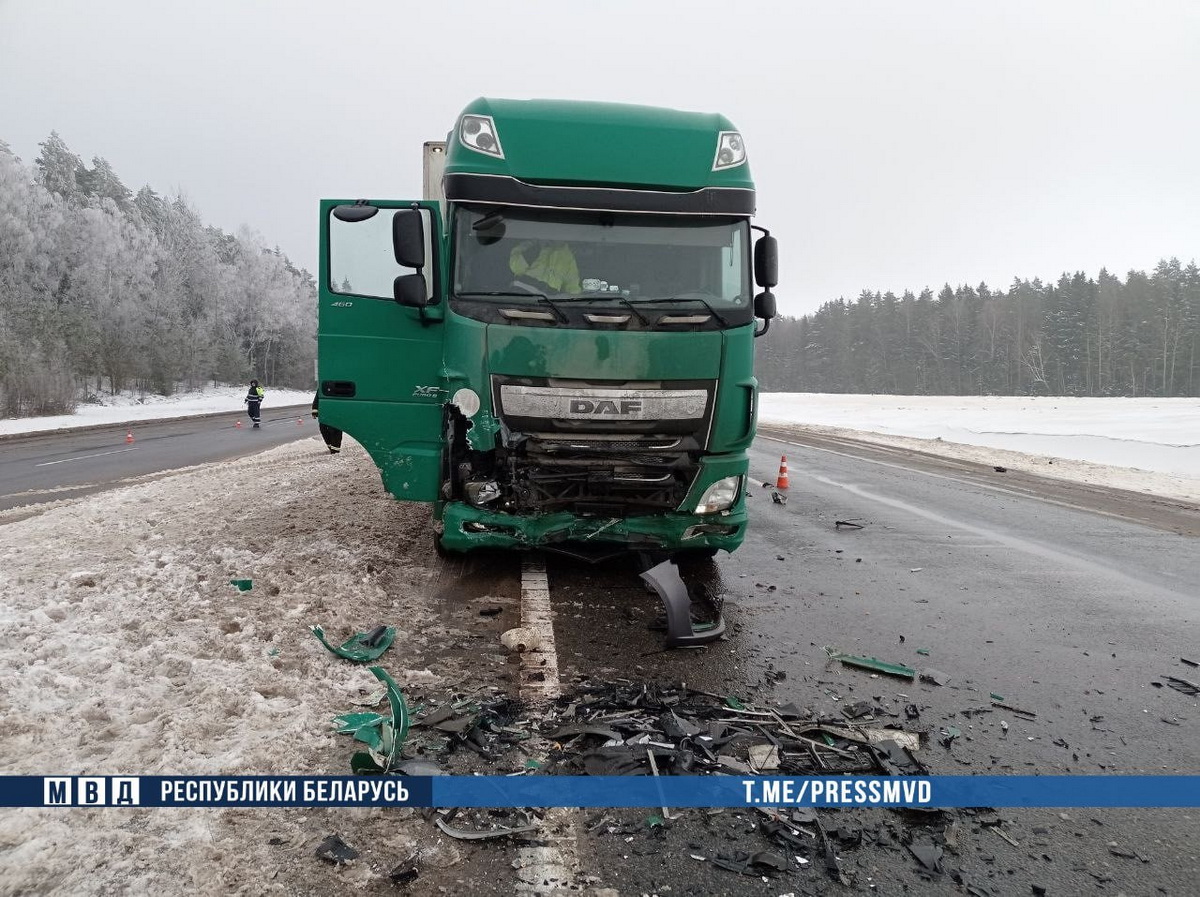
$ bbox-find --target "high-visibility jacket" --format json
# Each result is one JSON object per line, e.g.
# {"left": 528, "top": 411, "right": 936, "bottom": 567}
{"left": 509, "top": 243, "right": 580, "bottom": 294}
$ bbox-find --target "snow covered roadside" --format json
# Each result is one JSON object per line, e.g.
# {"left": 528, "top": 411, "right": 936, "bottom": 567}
{"left": 759, "top": 394, "right": 1200, "bottom": 504}
{"left": 0, "top": 386, "right": 316, "bottom": 436}
{"left": 0, "top": 438, "right": 490, "bottom": 894}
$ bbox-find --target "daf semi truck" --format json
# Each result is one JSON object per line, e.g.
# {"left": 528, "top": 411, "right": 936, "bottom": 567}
{"left": 318, "top": 97, "right": 778, "bottom": 556}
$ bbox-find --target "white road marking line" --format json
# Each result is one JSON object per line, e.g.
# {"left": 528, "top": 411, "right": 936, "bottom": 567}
{"left": 34, "top": 448, "right": 139, "bottom": 467}
{"left": 516, "top": 554, "right": 583, "bottom": 895}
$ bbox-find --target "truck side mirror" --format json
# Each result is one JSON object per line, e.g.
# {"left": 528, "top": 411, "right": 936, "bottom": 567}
{"left": 393, "top": 210, "right": 425, "bottom": 269}
{"left": 394, "top": 273, "right": 428, "bottom": 307}
{"left": 754, "top": 290, "right": 776, "bottom": 320}
{"left": 753, "top": 234, "right": 778, "bottom": 289}
{"left": 753, "top": 288, "right": 776, "bottom": 338}
{"left": 332, "top": 203, "right": 379, "bottom": 222}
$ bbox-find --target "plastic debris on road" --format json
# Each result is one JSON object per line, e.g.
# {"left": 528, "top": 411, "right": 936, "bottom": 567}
{"left": 311, "top": 624, "right": 396, "bottom": 663}
{"left": 825, "top": 647, "right": 918, "bottom": 680}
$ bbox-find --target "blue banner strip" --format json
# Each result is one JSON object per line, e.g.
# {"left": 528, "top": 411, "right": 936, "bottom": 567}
{"left": 4, "top": 775, "right": 1200, "bottom": 808}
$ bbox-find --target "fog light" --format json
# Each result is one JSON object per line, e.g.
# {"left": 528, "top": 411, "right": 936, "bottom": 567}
{"left": 695, "top": 476, "right": 741, "bottom": 514}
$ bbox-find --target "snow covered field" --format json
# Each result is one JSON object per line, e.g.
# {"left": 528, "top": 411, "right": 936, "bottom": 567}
{"left": 760, "top": 394, "right": 1200, "bottom": 503}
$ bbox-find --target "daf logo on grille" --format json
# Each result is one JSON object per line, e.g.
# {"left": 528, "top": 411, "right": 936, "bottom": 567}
{"left": 570, "top": 399, "right": 642, "bottom": 415}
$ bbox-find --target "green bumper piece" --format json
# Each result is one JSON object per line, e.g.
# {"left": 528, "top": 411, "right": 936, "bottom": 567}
{"left": 826, "top": 648, "right": 917, "bottom": 680}
{"left": 439, "top": 503, "right": 747, "bottom": 554}
{"left": 311, "top": 625, "right": 396, "bottom": 663}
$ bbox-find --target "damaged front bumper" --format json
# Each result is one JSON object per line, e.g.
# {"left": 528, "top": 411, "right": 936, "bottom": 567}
{"left": 437, "top": 501, "right": 747, "bottom": 554}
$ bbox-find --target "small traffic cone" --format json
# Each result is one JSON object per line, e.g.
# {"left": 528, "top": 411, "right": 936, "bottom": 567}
{"left": 125, "top": 430, "right": 134, "bottom": 444}
{"left": 235, "top": 420, "right": 242, "bottom": 428}
{"left": 775, "top": 455, "right": 789, "bottom": 490}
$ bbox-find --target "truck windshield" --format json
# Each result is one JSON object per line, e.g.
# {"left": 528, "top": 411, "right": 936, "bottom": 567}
{"left": 453, "top": 207, "right": 750, "bottom": 308}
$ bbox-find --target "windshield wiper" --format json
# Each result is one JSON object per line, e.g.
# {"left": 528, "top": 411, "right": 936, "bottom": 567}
{"left": 635, "top": 293, "right": 729, "bottom": 327}
{"left": 558, "top": 293, "right": 649, "bottom": 325}
{"left": 457, "top": 290, "right": 568, "bottom": 323}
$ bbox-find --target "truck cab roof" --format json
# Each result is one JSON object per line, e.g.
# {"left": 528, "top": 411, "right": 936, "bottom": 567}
{"left": 443, "top": 97, "right": 755, "bottom": 202}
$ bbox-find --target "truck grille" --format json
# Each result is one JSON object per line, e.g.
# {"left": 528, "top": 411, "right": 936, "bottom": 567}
{"left": 503, "top": 432, "right": 693, "bottom": 515}
{"left": 491, "top": 377, "right": 713, "bottom": 516}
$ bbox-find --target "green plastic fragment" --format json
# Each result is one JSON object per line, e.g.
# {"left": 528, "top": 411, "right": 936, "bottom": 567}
{"left": 724, "top": 695, "right": 747, "bottom": 710}
{"left": 990, "top": 693, "right": 1005, "bottom": 701}
{"left": 369, "top": 666, "right": 409, "bottom": 771}
{"left": 350, "top": 751, "right": 383, "bottom": 775}
{"left": 827, "top": 649, "right": 917, "bottom": 679}
{"left": 333, "top": 712, "right": 385, "bottom": 734}
{"left": 916, "top": 648, "right": 931, "bottom": 656}
{"left": 355, "top": 724, "right": 384, "bottom": 751}
{"left": 229, "top": 579, "right": 252, "bottom": 591}
{"left": 336, "top": 669, "right": 409, "bottom": 774}
{"left": 311, "top": 625, "right": 396, "bottom": 662}
{"left": 525, "top": 759, "right": 543, "bottom": 770}
{"left": 646, "top": 814, "right": 665, "bottom": 828}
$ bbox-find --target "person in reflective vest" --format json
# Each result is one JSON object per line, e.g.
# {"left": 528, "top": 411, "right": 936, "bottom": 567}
{"left": 244, "top": 379, "right": 264, "bottom": 428}
{"left": 508, "top": 241, "right": 580, "bottom": 294}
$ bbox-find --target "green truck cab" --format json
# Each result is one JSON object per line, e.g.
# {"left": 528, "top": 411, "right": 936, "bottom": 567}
{"left": 318, "top": 97, "right": 778, "bottom": 556}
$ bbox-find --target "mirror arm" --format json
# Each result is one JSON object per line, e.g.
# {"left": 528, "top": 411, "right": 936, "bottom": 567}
{"left": 754, "top": 318, "right": 771, "bottom": 338}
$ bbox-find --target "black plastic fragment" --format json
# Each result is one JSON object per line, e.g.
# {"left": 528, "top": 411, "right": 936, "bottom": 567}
{"left": 843, "top": 700, "right": 875, "bottom": 719}
{"left": 659, "top": 710, "right": 702, "bottom": 740}
{"left": 359, "top": 625, "right": 390, "bottom": 648}
{"left": 909, "top": 842, "right": 944, "bottom": 874}
{"left": 315, "top": 834, "right": 359, "bottom": 865}
{"left": 413, "top": 705, "right": 456, "bottom": 728}
{"left": 1163, "top": 675, "right": 1200, "bottom": 696}
{"left": 389, "top": 854, "right": 419, "bottom": 886}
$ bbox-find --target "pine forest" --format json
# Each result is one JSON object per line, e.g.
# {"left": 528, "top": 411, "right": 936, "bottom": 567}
{"left": 755, "top": 264, "right": 1200, "bottom": 397}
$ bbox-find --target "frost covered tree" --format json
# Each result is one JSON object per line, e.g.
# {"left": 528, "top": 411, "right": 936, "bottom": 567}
{"left": 34, "top": 131, "right": 83, "bottom": 202}
{"left": 0, "top": 134, "right": 316, "bottom": 416}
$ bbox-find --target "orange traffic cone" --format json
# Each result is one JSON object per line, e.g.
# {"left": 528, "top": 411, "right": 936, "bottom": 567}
{"left": 235, "top": 420, "right": 242, "bottom": 428}
{"left": 125, "top": 430, "right": 134, "bottom": 444}
{"left": 776, "top": 455, "right": 789, "bottom": 490}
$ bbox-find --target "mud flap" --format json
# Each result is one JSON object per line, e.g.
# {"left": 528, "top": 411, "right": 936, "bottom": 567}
{"left": 639, "top": 560, "right": 726, "bottom": 648}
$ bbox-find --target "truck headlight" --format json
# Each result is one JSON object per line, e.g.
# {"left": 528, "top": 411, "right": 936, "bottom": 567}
{"left": 712, "top": 131, "right": 746, "bottom": 170}
{"left": 695, "top": 476, "right": 742, "bottom": 514}
{"left": 459, "top": 114, "right": 505, "bottom": 159}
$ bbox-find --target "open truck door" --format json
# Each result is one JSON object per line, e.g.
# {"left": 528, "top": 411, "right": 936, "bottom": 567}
{"left": 318, "top": 200, "right": 446, "bottom": 501}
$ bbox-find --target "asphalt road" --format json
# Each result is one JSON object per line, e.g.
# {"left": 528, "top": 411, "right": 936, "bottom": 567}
{"left": 0, "top": 404, "right": 314, "bottom": 513}
{"left": 535, "top": 431, "right": 1200, "bottom": 895}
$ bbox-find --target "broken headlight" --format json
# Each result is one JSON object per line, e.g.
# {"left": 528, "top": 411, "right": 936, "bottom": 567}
{"left": 464, "top": 480, "right": 501, "bottom": 506}
{"left": 694, "top": 475, "right": 741, "bottom": 514}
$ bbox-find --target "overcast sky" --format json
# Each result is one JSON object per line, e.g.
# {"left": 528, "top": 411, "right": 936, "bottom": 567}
{"left": 2, "top": 1, "right": 1197, "bottom": 316}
